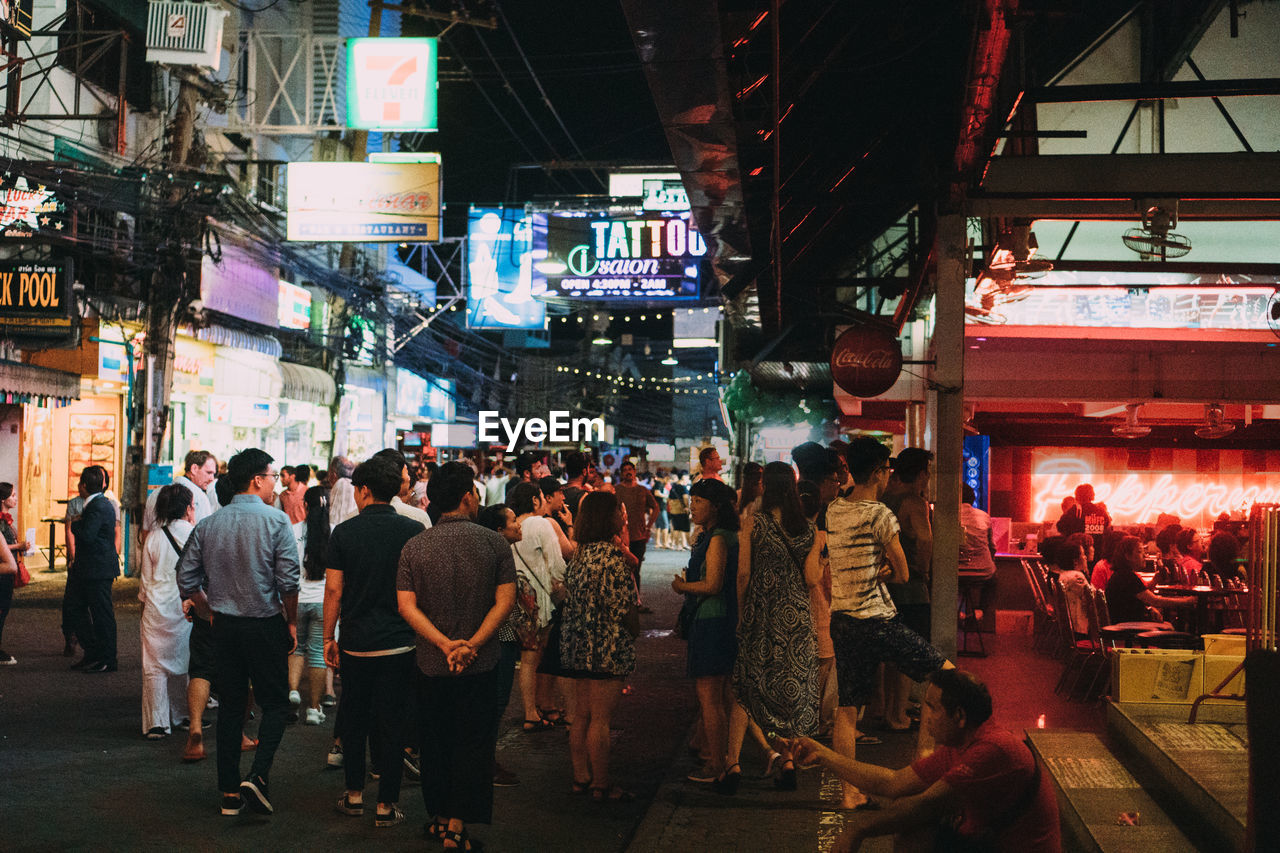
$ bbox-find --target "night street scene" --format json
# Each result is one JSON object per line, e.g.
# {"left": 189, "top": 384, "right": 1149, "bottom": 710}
{"left": 0, "top": 0, "right": 1278, "bottom": 850}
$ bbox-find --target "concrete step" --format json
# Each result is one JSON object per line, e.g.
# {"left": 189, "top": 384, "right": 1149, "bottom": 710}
{"left": 1027, "top": 730, "right": 1198, "bottom": 853}
{"left": 1106, "top": 702, "right": 1247, "bottom": 853}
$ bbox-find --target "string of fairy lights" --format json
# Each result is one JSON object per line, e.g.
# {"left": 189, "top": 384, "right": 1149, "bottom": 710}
{"left": 433, "top": 304, "right": 723, "bottom": 324}
{"left": 553, "top": 365, "right": 717, "bottom": 394}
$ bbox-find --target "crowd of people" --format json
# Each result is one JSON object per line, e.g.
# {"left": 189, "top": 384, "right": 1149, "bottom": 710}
{"left": 4, "top": 437, "right": 1061, "bottom": 851}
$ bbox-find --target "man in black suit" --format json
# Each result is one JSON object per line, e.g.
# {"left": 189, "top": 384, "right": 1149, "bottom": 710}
{"left": 68, "top": 465, "right": 120, "bottom": 673}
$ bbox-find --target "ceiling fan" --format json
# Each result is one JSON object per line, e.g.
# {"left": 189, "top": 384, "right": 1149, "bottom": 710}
{"left": 1112, "top": 403, "right": 1152, "bottom": 439}
{"left": 1194, "top": 403, "right": 1235, "bottom": 439}
{"left": 1122, "top": 203, "right": 1191, "bottom": 260}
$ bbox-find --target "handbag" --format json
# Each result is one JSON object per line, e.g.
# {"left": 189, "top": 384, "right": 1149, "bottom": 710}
{"left": 510, "top": 573, "right": 541, "bottom": 650}
{"left": 13, "top": 553, "right": 30, "bottom": 589}
{"left": 667, "top": 495, "right": 686, "bottom": 515}
{"left": 675, "top": 594, "right": 700, "bottom": 640}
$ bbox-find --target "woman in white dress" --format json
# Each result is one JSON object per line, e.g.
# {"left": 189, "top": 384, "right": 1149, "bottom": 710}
{"left": 508, "top": 481, "right": 568, "bottom": 730}
{"left": 139, "top": 483, "right": 195, "bottom": 739}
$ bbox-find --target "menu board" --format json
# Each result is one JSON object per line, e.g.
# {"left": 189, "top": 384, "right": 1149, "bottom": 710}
{"left": 67, "top": 413, "right": 116, "bottom": 497}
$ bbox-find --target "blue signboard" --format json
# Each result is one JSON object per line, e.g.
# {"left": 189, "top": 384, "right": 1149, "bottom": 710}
{"left": 466, "top": 207, "right": 546, "bottom": 330}
{"left": 963, "top": 434, "right": 990, "bottom": 512}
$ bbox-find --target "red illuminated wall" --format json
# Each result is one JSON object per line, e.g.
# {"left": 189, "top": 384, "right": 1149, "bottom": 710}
{"left": 989, "top": 446, "right": 1280, "bottom": 527}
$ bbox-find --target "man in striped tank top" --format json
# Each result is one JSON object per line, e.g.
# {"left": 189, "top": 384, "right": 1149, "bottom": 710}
{"left": 824, "top": 436, "right": 953, "bottom": 810}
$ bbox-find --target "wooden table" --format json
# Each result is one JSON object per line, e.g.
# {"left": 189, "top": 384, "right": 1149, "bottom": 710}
{"left": 1153, "top": 585, "right": 1247, "bottom": 636}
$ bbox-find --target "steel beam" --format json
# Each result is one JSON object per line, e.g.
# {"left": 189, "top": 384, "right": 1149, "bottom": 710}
{"left": 1030, "top": 77, "right": 1280, "bottom": 102}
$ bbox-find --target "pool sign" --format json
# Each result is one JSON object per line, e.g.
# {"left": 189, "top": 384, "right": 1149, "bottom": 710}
{"left": 347, "top": 38, "right": 438, "bottom": 131}
{"left": 0, "top": 259, "right": 76, "bottom": 342}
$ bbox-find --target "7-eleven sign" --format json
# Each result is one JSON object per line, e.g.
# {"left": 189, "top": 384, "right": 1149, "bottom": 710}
{"left": 347, "top": 38, "right": 438, "bottom": 131}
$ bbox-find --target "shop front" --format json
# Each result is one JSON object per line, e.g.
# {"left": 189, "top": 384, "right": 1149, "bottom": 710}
{"left": 278, "top": 361, "right": 336, "bottom": 467}
{"left": 336, "top": 364, "right": 388, "bottom": 461}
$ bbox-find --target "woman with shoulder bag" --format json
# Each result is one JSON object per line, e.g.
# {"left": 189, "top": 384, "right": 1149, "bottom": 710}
{"left": 671, "top": 479, "right": 740, "bottom": 785}
{"left": 560, "top": 491, "right": 640, "bottom": 802}
{"left": 139, "top": 483, "right": 196, "bottom": 738}
{"left": 508, "top": 481, "right": 568, "bottom": 731}
{"left": 0, "top": 482, "right": 25, "bottom": 665}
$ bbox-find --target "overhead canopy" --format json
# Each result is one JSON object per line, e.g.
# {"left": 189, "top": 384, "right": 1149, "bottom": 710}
{"left": 279, "top": 362, "right": 336, "bottom": 406}
{"left": 1, "top": 360, "right": 80, "bottom": 404}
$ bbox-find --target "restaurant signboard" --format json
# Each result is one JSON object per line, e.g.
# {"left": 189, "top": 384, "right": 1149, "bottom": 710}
{"left": 830, "top": 324, "right": 903, "bottom": 398}
{"left": 286, "top": 161, "right": 441, "bottom": 242}
{"left": 0, "top": 259, "right": 75, "bottom": 342}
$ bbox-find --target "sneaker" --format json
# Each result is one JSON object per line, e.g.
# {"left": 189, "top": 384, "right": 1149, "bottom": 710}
{"left": 321, "top": 693, "right": 337, "bottom": 708}
{"left": 335, "top": 794, "right": 363, "bottom": 816}
{"left": 686, "top": 763, "right": 718, "bottom": 783}
{"left": 206, "top": 696, "right": 220, "bottom": 710}
{"left": 239, "top": 775, "right": 272, "bottom": 815}
{"left": 220, "top": 794, "right": 243, "bottom": 816}
{"left": 492, "top": 763, "right": 520, "bottom": 787}
{"left": 375, "top": 806, "right": 405, "bottom": 828}
{"left": 327, "top": 743, "right": 344, "bottom": 768}
{"left": 288, "top": 690, "right": 301, "bottom": 706}
{"left": 304, "top": 707, "right": 326, "bottom": 726}
{"left": 403, "top": 751, "right": 421, "bottom": 782}
{"left": 0, "top": 650, "right": 16, "bottom": 665}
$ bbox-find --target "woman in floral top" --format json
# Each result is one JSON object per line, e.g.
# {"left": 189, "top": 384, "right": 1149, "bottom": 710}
{"left": 558, "top": 491, "right": 639, "bottom": 802}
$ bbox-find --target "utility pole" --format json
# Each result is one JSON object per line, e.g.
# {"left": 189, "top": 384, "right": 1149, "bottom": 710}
{"left": 127, "top": 73, "right": 203, "bottom": 564}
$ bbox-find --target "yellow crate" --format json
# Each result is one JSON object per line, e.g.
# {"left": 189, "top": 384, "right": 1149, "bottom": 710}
{"left": 1112, "top": 648, "right": 1204, "bottom": 704}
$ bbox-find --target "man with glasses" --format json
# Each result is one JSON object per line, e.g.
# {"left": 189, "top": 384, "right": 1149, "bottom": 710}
{"left": 178, "top": 448, "right": 300, "bottom": 818}
{"left": 824, "top": 437, "right": 952, "bottom": 810}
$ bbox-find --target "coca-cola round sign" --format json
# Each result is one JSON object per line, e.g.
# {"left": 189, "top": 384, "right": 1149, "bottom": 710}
{"left": 830, "top": 325, "right": 903, "bottom": 397}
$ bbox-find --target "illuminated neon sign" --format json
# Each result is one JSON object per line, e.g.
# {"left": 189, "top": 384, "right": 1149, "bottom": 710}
{"left": 1030, "top": 453, "right": 1280, "bottom": 527}
{"left": 346, "top": 38, "right": 438, "bottom": 131}
{"left": 532, "top": 211, "right": 704, "bottom": 300}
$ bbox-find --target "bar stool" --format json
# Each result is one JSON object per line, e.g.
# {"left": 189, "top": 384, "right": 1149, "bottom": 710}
{"left": 39, "top": 516, "right": 66, "bottom": 572}
{"left": 957, "top": 575, "right": 987, "bottom": 657}
{"left": 1100, "top": 621, "right": 1174, "bottom": 649}
{"left": 1135, "top": 630, "right": 1198, "bottom": 650}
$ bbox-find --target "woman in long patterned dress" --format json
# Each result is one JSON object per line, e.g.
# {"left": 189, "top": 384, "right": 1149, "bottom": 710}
{"left": 558, "top": 491, "right": 639, "bottom": 802}
{"left": 722, "top": 461, "right": 822, "bottom": 793}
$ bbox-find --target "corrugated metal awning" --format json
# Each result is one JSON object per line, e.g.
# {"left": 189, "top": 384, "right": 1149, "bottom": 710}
{"left": 280, "top": 362, "right": 336, "bottom": 406}
{"left": 1, "top": 359, "right": 80, "bottom": 404}
{"left": 195, "top": 324, "right": 283, "bottom": 358}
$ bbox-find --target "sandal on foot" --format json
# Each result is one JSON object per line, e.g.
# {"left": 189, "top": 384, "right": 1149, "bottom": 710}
{"left": 182, "top": 734, "right": 207, "bottom": 763}
{"left": 424, "top": 818, "right": 448, "bottom": 841}
{"left": 442, "top": 827, "right": 485, "bottom": 851}
{"left": 521, "top": 717, "right": 554, "bottom": 733}
{"left": 336, "top": 794, "right": 363, "bottom": 816}
{"left": 539, "top": 707, "right": 570, "bottom": 727}
{"left": 590, "top": 785, "right": 636, "bottom": 803}
{"left": 145, "top": 727, "right": 168, "bottom": 740}
{"left": 570, "top": 778, "right": 593, "bottom": 795}
{"left": 375, "top": 806, "right": 405, "bottom": 827}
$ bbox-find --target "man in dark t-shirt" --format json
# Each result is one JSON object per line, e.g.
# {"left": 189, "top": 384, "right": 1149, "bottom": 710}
{"left": 324, "top": 456, "right": 425, "bottom": 827}
{"left": 1057, "top": 483, "right": 1111, "bottom": 538}
{"left": 785, "top": 669, "right": 1061, "bottom": 853}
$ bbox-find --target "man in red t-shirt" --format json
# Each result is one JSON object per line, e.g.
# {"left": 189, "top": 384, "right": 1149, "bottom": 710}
{"left": 786, "top": 669, "right": 1060, "bottom": 852}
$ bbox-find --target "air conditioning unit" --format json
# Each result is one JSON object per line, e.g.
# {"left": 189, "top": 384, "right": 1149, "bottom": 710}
{"left": 146, "top": 1, "right": 227, "bottom": 70}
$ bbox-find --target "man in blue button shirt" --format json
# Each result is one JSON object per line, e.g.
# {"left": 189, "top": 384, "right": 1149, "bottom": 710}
{"left": 178, "top": 448, "right": 300, "bottom": 818}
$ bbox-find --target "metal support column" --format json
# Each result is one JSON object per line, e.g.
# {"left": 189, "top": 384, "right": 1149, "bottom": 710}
{"left": 930, "top": 213, "right": 967, "bottom": 661}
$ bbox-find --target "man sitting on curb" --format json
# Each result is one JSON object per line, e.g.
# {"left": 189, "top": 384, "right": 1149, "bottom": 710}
{"left": 784, "top": 669, "right": 1060, "bottom": 853}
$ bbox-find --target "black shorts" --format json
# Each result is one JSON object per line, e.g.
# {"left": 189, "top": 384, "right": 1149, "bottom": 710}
{"left": 188, "top": 615, "right": 217, "bottom": 683}
{"left": 896, "top": 603, "right": 932, "bottom": 642}
{"left": 830, "top": 612, "right": 947, "bottom": 707}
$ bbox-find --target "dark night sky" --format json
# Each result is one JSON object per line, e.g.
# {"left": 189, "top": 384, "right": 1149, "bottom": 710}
{"left": 404, "top": 3, "right": 669, "bottom": 234}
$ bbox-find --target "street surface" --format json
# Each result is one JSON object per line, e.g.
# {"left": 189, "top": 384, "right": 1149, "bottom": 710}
{"left": 1, "top": 548, "right": 907, "bottom": 852}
